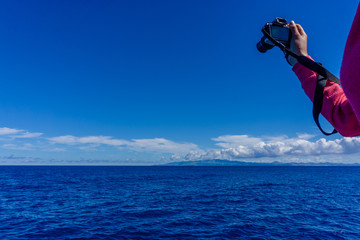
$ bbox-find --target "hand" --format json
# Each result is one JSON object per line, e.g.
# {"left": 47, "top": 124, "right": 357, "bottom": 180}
{"left": 287, "top": 21, "right": 308, "bottom": 66}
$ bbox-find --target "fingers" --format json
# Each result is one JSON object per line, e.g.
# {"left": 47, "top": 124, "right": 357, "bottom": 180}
{"left": 296, "top": 24, "right": 306, "bottom": 36}
{"left": 289, "top": 21, "right": 306, "bottom": 37}
{"left": 289, "top": 21, "right": 300, "bottom": 36}
{"left": 288, "top": 20, "right": 308, "bottom": 57}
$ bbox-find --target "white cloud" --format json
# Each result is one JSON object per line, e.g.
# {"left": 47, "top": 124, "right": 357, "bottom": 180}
{"left": 2, "top": 143, "right": 35, "bottom": 151}
{"left": 48, "top": 135, "right": 128, "bottom": 146}
{"left": 183, "top": 135, "right": 360, "bottom": 162}
{"left": 0, "top": 127, "right": 23, "bottom": 135}
{"left": 13, "top": 132, "right": 43, "bottom": 138}
{"left": 211, "top": 135, "right": 262, "bottom": 148}
{"left": 48, "top": 135, "right": 199, "bottom": 154}
{"left": 128, "top": 138, "right": 199, "bottom": 153}
{"left": 296, "top": 133, "right": 315, "bottom": 140}
{"left": 0, "top": 127, "right": 43, "bottom": 139}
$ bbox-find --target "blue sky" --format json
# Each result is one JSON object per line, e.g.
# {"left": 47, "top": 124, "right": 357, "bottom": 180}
{"left": 0, "top": 0, "right": 359, "bottom": 165}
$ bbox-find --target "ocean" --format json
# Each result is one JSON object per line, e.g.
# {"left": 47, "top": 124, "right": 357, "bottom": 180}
{"left": 1, "top": 166, "right": 360, "bottom": 239}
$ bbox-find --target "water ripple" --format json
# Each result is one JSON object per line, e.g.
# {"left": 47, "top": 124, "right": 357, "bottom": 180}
{"left": 1, "top": 166, "right": 360, "bottom": 239}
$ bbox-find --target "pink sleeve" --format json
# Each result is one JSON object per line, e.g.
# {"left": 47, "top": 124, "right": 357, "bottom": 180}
{"left": 293, "top": 58, "right": 360, "bottom": 137}
{"left": 340, "top": 3, "right": 360, "bottom": 124}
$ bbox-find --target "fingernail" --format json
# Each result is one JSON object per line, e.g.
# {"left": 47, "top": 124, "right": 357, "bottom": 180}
{"left": 290, "top": 20, "right": 295, "bottom": 25}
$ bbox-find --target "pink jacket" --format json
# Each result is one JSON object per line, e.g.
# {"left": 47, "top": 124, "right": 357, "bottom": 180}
{"left": 293, "top": 3, "right": 360, "bottom": 137}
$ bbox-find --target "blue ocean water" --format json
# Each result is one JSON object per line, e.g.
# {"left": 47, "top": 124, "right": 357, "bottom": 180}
{"left": 1, "top": 166, "right": 360, "bottom": 239}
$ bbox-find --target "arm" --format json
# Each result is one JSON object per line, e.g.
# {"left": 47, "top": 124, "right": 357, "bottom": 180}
{"left": 289, "top": 21, "right": 360, "bottom": 137}
{"left": 293, "top": 61, "right": 360, "bottom": 137}
{"left": 340, "top": 3, "right": 360, "bottom": 123}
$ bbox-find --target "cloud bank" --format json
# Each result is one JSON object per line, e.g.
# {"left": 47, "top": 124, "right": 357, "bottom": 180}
{"left": 2, "top": 124, "right": 360, "bottom": 164}
{"left": 183, "top": 135, "right": 360, "bottom": 161}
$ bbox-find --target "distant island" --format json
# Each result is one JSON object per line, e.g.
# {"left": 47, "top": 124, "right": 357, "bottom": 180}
{"left": 162, "top": 159, "right": 360, "bottom": 166}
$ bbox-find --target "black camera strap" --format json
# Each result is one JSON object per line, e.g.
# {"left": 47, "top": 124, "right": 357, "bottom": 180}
{"left": 262, "top": 27, "right": 340, "bottom": 135}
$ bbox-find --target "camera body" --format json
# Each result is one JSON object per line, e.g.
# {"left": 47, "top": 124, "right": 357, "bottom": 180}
{"left": 257, "top": 18, "right": 292, "bottom": 53}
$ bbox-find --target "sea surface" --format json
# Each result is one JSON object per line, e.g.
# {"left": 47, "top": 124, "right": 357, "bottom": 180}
{"left": 1, "top": 166, "right": 360, "bottom": 239}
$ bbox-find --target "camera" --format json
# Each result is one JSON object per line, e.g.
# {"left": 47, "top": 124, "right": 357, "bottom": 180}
{"left": 257, "top": 18, "right": 292, "bottom": 53}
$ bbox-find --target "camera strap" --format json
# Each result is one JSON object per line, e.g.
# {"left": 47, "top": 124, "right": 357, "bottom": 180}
{"left": 262, "top": 27, "right": 340, "bottom": 135}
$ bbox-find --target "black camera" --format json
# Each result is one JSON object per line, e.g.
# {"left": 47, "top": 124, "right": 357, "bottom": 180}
{"left": 257, "top": 18, "right": 292, "bottom": 53}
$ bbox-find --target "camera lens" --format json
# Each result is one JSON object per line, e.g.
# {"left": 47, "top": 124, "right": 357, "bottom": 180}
{"left": 256, "top": 36, "right": 274, "bottom": 53}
